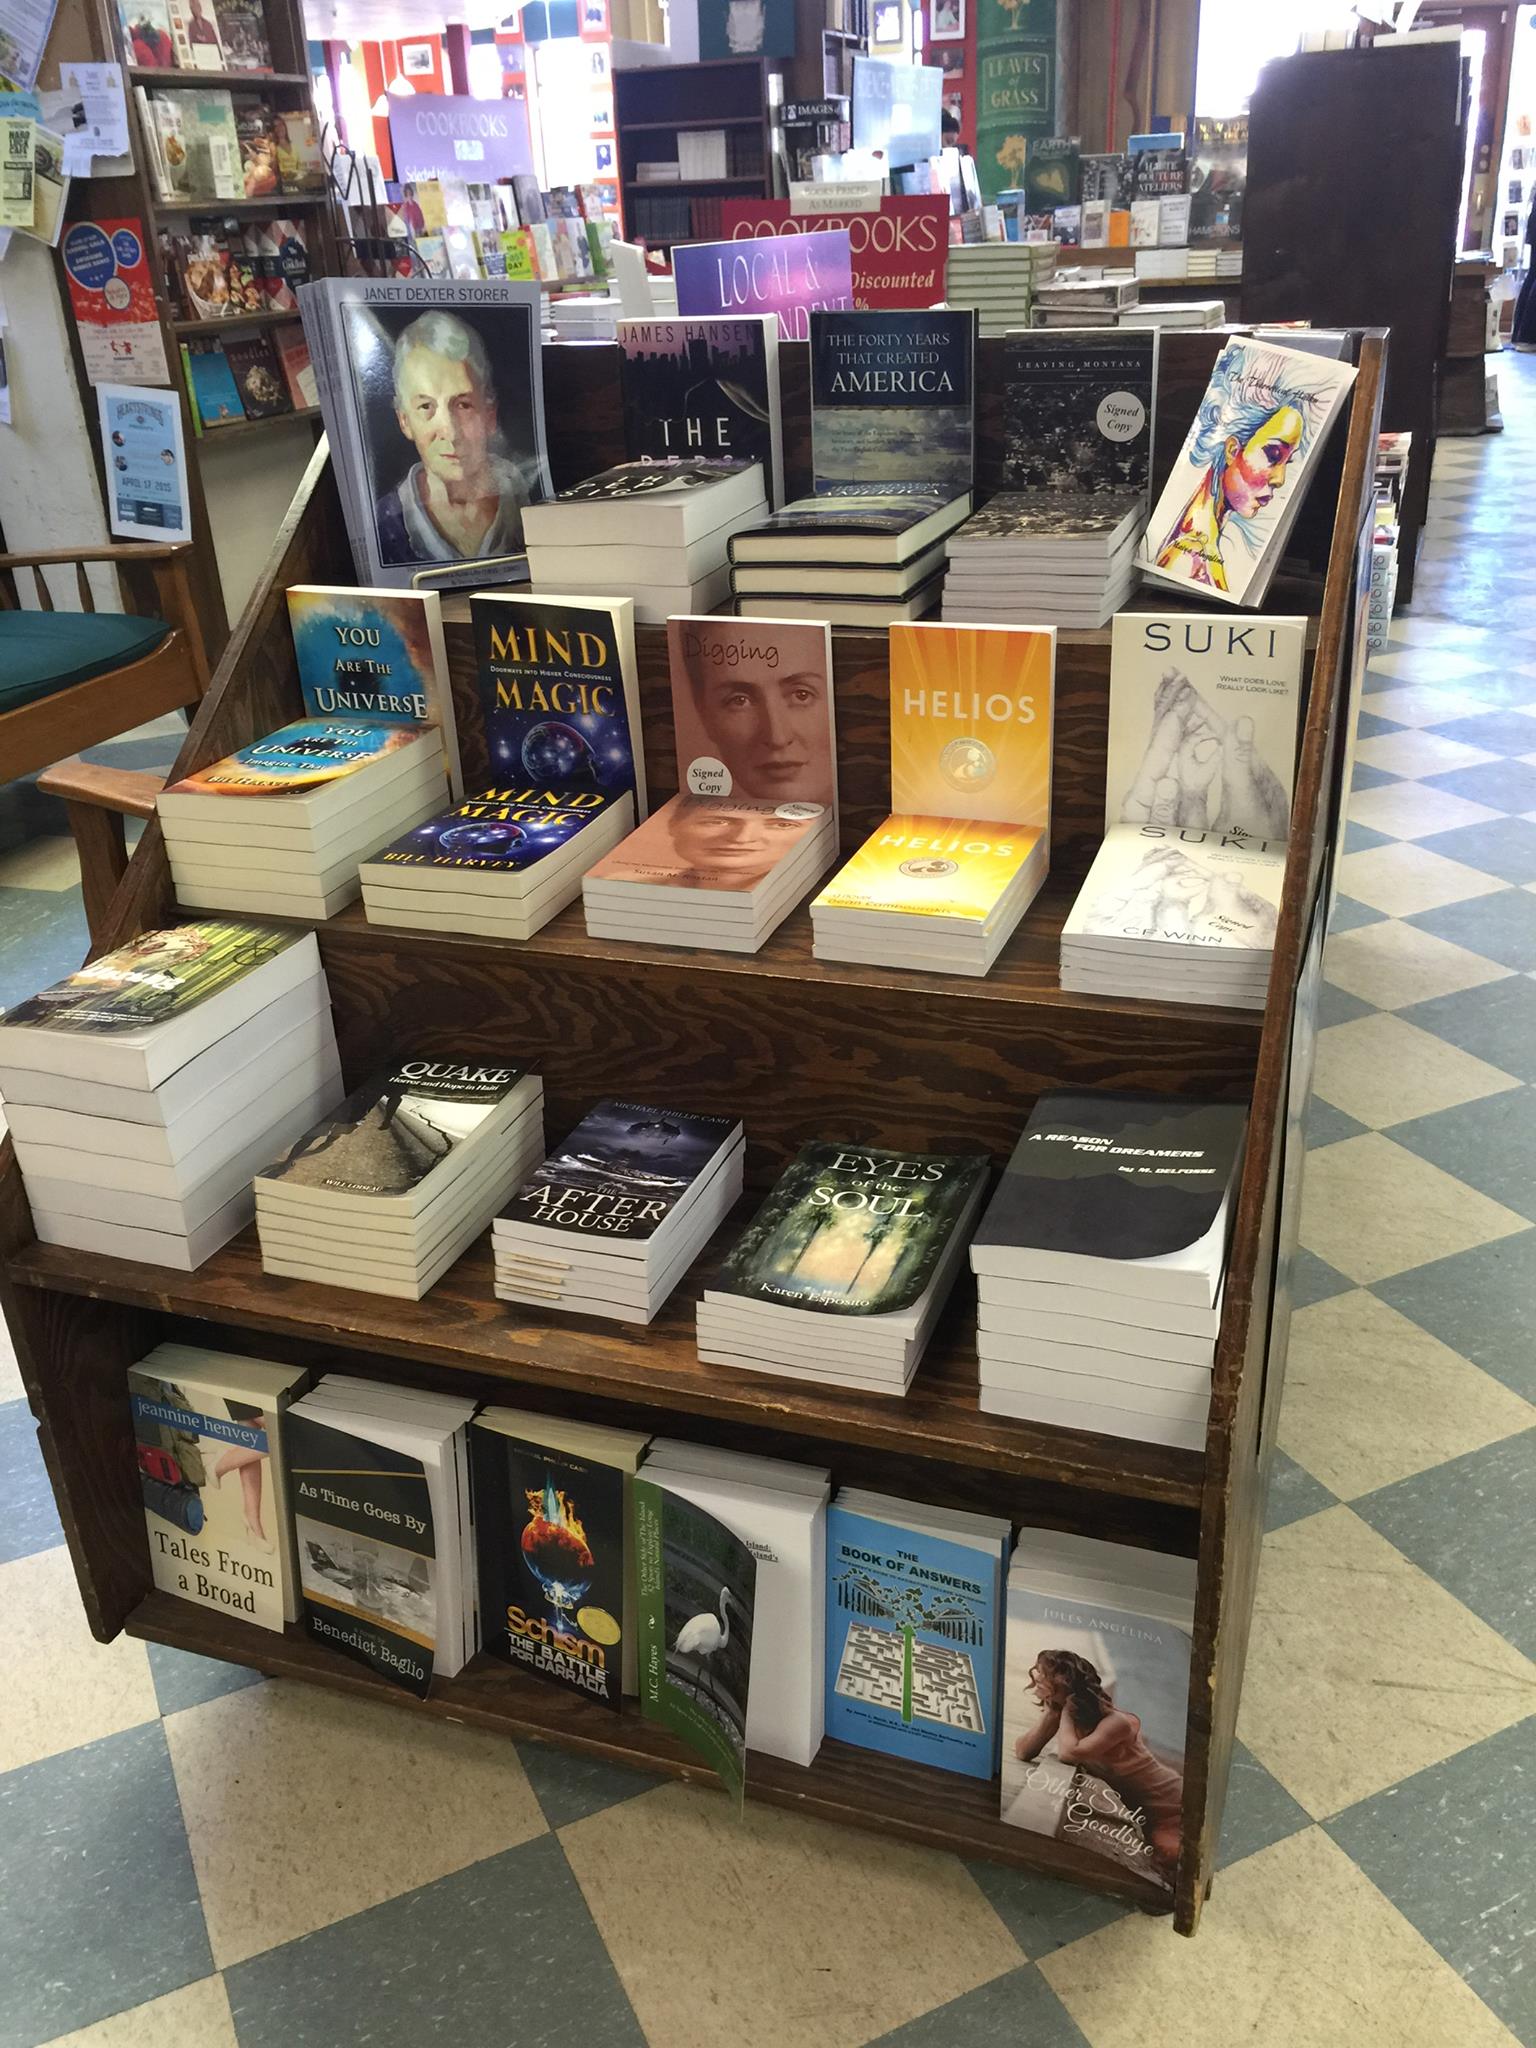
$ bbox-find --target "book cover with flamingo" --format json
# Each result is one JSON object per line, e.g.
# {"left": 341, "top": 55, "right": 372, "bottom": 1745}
{"left": 635, "top": 1479, "right": 757, "bottom": 1800}
{"left": 887, "top": 622, "right": 1056, "bottom": 833}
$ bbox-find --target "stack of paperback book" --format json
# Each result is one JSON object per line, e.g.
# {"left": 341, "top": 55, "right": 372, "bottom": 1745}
{"left": 129, "top": 1343, "right": 309, "bottom": 1632}
{"left": 941, "top": 331, "right": 1156, "bottom": 631}
{"left": 253, "top": 1056, "right": 545, "bottom": 1299}
{"left": 158, "top": 719, "right": 449, "bottom": 921}
{"left": 0, "top": 924, "right": 340, "bottom": 1270}
{"left": 1061, "top": 609, "right": 1307, "bottom": 1006}
{"left": 583, "top": 615, "right": 838, "bottom": 954}
{"left": 969, "top": 1092, "right": 1246, "bottom": 1449}
{"left": 812, "top": 621, "right": 1053, "bottom": 976}
{"left": 520, "top": 458, "right": 768, "bottom": 623}
{"left": 492, "top": 1101, "right": 743, "bottom": 1324}
{"left": 1118, "top": 298, "right": 1225, "bottom": 332}
{"left": 1000, "top": 1530, "right": 1195, "bottom": 1890}
{"left": 945, "top": 240, "right": 1058, "bottom": 337}
{"left": 360, "top": 593, "right": 644, "bottom": 941}
{"left": 727, "top": 492, "right": 970, "bottom": 627}
{"left": 285, "top": 1375, "right": 479, "bottom": 1694}
{"left": 641, "top": 1439, "right": 830, "bottom": 1766}
{"left": 1031, "top": 273, "right": 1139, "bottom": 328}
{"left": 297, "top": 276, "right": 552, "bottom": 590}
{"left": 697, "top": 1143, "right": 990, "bottom": 1395}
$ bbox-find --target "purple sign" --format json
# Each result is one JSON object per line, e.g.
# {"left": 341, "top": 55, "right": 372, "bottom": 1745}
{"left": 389, "top": 95, "right": 533, "bottom": 184}
{"left": 673, "top": 229, "right": 855, "bottom": 342}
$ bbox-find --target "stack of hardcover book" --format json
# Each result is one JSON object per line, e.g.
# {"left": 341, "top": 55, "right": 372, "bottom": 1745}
{"left": 944, "top": 241, "right": 1058, "bottom": 337}
{"left": 812, "top": 621, "right": 1053, "bottom": 976}
{"left": 583, "top": 615, "right": 838, "bottom": 954}
{"left": 157, "top": 719, "right": 449, "bottom": 921}
{"left": 1118, "top": 298, "right": 1225, "bottom": 332}
{"left": 253, "top": 1056, "right": 545, "bottom": 1299}
{"left": 361, "top": 592, "right": 644, "bottom": 941}
{"left": 969, "top": 1092, "right": 1245, "bottom": 1449}
{"left": 697, "top": 1143, "right": 990, "bottom": 1395}
{"left": 942, "top": 495, "right": 1142, "bottom": 630}
{"left": 492, "top": 1101, "right": 744, "bottom": 1325}
{"left": 641, "top": 1439, "right": 830, "bottom": 1766}
{"left": 285, "top": 1375, "right": 480, "bottom": 1693}
{"left": 520, "top": 458, "right": 768, "bottom": 623}
{"left": 1031, "top": 273, "right": 1139, "bottom": 327}
{"left": 0, "top": 924, "right": 341, "bottom": 1269}
{"left": 727, "top": 492, "right": 970, "bottom": 626}
{"left": 1000, "top": 1529, "right": 1195, "bottom": 1888}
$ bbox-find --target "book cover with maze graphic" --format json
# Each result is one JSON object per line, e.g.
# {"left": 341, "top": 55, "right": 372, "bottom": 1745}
{"left": 824, "top": 1502, "right": 1005, "bottom": 1779}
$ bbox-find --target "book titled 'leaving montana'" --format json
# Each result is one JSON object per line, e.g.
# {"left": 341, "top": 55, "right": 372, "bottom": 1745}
{"left": 809, "top": 310, "right": 975, "bottom": 497}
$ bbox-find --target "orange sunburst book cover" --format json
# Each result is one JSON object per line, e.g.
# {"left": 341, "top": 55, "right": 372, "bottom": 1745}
{"left": 887, "top": 622, "right": 1056, "bottom": 834}
{"left": 814, "top": 816, "right": 1046, "bottom": 922}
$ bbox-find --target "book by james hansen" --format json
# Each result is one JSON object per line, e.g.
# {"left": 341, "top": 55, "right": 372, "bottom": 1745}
{"left": 809, "top": 311, "right": 975, "bottom": 498}
{"left": 165, "top": 718, "right": 425, "bottom": 797}
{"left": 825, "top": 1502, "right": 1002, "bottom": 1779}
{"left": 667, "top": 615, "right": 836, "bottom": 814}
{"left": 888, "top": 621, "right": 1055, "bottom": 831}
{"left": 471, "top": 1424, "right": 627, "bottom": 1709}
{"left": 505, "top": 1100, "right": 738, "bottom": 1245}
{"left": 285, "top": 1407, "right": 438, "bottom": 1697}
{"left": 286, "top": 585, "right": 462, "bottom": 797}
{"left": 999, "top": 332, "right": 1156, "bottom": 500}
{"left": 471, "top": 593, "right": 646, "bottom": 817}
{"left": 712, "top": 1143, "right": 990, "bottom": 1318}
{"left": 816, "top": 816, "right": 1044, "bottom": 921}
{"left": 635, "top": 1475, "right": 757, "bottom": 1800}
{"left": 1105, "top": 612, "right": 1308, "bottom": 841}
{"left": 999, "top": 1578, "right": 1192, "bottom": 1889}
{"left": 555, "top": 457, "right": 752, "bottom": 505}
{"left": 617, "top": 315, "right": 783, "bottom": 506}
{"left": 368, "top": 786, "right": 628, "bottom": 876}
{"left": 0, "top": 921, "right": 299, "bottom": 1036}
{"left": 1138, "top": 337, "right": 1357, "bottom": 606}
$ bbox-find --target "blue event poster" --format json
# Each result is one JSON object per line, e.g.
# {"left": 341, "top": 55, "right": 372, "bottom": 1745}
{"left": 97, "top": 382, "right": 188, "bottom": 542}
{"left": 673, "top": 230, "right": 854, "bottom": 343}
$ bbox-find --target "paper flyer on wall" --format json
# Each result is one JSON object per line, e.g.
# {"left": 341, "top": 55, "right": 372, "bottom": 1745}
{"left": 97, "top": 382, "right": 189, "bottom": 541}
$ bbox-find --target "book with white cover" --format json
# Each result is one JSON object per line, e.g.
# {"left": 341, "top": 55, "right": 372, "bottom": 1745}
{"left": 1106, "top": 613, "right": 1308, "bottom": 840}
{"left": 1063, "top": 826, "right": 1285, "bottom": 962}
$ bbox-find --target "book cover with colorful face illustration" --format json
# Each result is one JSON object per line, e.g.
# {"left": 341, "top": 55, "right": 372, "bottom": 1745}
{"left": 472, "top": 593, "right": 645, "bottom": 817}
{"left": 1064, "top": 825, "right": 1285, "bottom": 953}
{"left": 1000, "top": 331, "right": 1157, "bottom": 499}
{"left": 257, "top": 1058, "right": 528, "bottom": 1200}
{"left": 617, "top": 316, "right": 782, "bottom": 505}
{"left": 1139, "top": 337, "right": 1357, "bottom": 606}
{"left": 287, "top": 585, "right": 461, "bottom": 796}
{"left": 668, "top": 616, "right": 836, "bottom": 814}
{"left": 1000, "top": 1577, "right": 1192, "bottom": 1891}
{"left": 809, "top": 311, "right": 975, "bottom": 496}
{"left": 635, "top": 1477, "right": 757, "bottom": 1802}
{"left": 585, "top": 794, "right": 825, "bottom": 895}
{"left": 505, "top": 1100, "right": 739, "bottom": 1244}
{"left": 368, "top": 786, "right": 627, "bottom": 876}
{"left": 1106, "top": 612, "right": 1308, "bottom": 840}
{"left": 711, "top": 1142, "right": 990, "bottom": 1318}
{"left": 164, "top": 719, "right": 425, "bottom": 797}
{"left": 888, "top": 623, "right": 1055, "bottom": 831}
{"left": 2, "top": 921, "right": 299, "bottom": 1034}
{"left": 286, "top": 1408, "right": 438, "bottom": 1698}
{"left": 825, "top": 1502, "right": 1004, "bottom": 1779}
{"left": 814, "top": 816, "right": 1043, "bottom": 922}
{"left": 470, "top": 1424, "right": 627, "bottom": 1709}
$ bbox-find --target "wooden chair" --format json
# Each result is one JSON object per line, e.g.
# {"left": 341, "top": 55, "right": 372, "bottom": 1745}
{"left": 0, "top": 542, "right": 211, "bottom": 939}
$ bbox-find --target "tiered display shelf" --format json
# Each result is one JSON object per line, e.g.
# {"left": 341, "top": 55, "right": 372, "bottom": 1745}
{"left": 0, "top": 331, "right": 1385, "bottom": 1936}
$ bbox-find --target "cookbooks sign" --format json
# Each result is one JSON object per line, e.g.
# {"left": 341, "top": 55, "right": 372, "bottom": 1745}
{"left": 720, "top": 196, "right": 948, "bottom": 310}
{"left": 389, "top": 95, "right": 533, "bottom": 183}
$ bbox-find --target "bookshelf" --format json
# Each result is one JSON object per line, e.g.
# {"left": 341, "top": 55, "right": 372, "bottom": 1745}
{"left": 0, "top": 329, "right": 1385, "bottom": 1938}
{"left": 614, "top": 57, "right": 783, "bottom": 251}
{"left": 58, "top": 0, "right": 342, "bottom": 653}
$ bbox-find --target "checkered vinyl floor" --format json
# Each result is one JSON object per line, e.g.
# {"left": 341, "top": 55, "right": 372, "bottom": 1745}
{"left": 1, "top": 371, "right": 1534, "bottom": 2048}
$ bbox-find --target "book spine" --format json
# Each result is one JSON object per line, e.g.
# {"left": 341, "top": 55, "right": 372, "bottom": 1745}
{"left": 633, "top": 1475, "right": 665, "bottom": 1719}
{"left": 180, "top": 342, "right": 202, "bottom": 434}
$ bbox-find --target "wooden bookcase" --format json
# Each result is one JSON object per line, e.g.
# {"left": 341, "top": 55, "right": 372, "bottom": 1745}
{"left": 56, "top": 0, "right": 341, "bottom": 650}
{"left": 0, "top": 330, "right": 1384, "bottom": 1936}
{"left": 614, "top": 57, "right": 782, "bottom": 251}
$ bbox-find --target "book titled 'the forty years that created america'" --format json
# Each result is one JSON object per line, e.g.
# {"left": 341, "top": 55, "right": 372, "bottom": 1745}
{"left": 809, "top": 309, "right": 976, "bottom": 498}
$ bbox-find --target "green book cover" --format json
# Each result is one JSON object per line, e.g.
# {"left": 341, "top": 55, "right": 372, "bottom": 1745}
{"left": 635, "top": 1476, "right": 756, "bottom": 1804}
{"left": 711, "top": 1143, "right": 990, "bottom": 1318}
{"left": 3, "top": 922, "right": 299, "bottom": 1035}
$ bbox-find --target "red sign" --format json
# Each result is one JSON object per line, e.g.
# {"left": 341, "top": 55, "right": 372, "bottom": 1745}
{"left": 719, "top": 196, "right": 949, "bottom": 311}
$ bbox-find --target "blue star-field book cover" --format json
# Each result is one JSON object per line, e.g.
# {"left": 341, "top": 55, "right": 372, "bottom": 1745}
{"left": 286, "top": 585, "right": 462, "bottom": 796}
{"left": 471, "top": 593, "right": 647, "bottom": 819}
{"left": 368, "top": 787, "right": 629, "bottom": 876}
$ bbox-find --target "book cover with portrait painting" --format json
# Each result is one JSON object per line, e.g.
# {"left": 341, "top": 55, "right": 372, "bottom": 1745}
{"left": 298, "top": 278, "right": 553, "bottom": 591}
{"left": 667, "top": 615, "right": 836, "bottom": 817}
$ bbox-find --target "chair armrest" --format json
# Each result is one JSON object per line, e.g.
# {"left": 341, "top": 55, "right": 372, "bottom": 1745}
{"left": 0, "top": 544, "right": 191, "bottom": 569}
{"left": 37, "top": 758, "right": 165, "bottom": 820}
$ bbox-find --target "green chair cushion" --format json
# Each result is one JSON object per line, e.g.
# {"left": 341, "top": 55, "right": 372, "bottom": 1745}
{"left": 0, "top": 610, "right": 170, "bottom": 713}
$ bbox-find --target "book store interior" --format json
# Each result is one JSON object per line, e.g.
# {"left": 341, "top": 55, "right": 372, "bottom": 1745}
{"left": 1, "top": 0, "right": 1535, "bottom": 2042}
